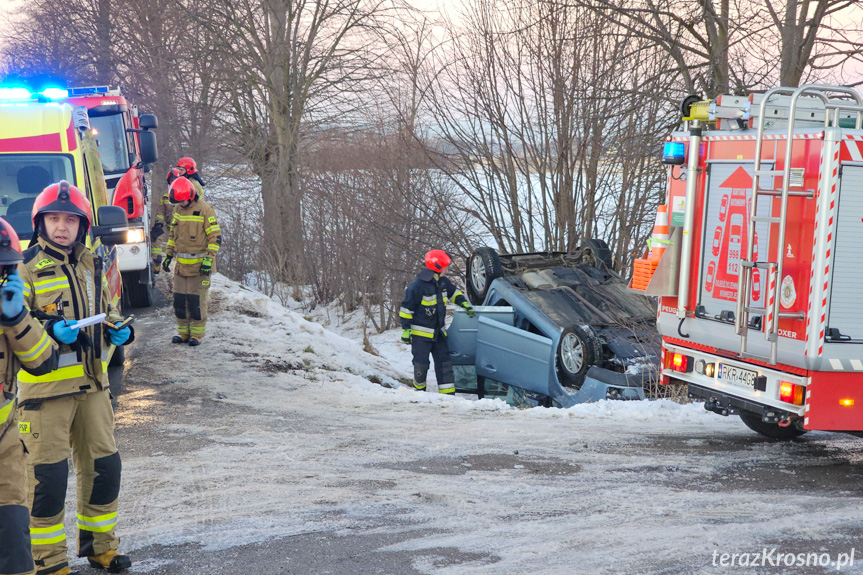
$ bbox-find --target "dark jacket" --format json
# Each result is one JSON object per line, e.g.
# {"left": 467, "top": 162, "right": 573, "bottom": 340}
{"left": 400, "top": 269, "right": 469, "bottom": 340}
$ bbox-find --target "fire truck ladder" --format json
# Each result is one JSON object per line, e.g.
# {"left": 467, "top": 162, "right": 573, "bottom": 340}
{"left": 736, "top": 85, "right": 863, "bottom": 364}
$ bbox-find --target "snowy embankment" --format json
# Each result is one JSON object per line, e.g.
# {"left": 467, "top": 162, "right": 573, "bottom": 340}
{"left": 100, "top": 275, "right": 863, "bottom": 575}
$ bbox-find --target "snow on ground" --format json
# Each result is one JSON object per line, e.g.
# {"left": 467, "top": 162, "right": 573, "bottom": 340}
{"left": 81, "top": 275, "right": 863, "bottom": 574}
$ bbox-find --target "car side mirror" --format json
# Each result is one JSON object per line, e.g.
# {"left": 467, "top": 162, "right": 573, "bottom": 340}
{"left": 138, "top": 130, "right": 158, "bottom": 165}
{"left": 92, "top": 205, "right": 129, "bottom": 246}
{"left": 139, "top": 114, "right": 158, "bottom": 130}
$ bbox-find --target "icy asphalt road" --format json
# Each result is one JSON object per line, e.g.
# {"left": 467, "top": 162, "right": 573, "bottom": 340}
{"left": 65, "top": 276, "right": 863, "bottom": 575}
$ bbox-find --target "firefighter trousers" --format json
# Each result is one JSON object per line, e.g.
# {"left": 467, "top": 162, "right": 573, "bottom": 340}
{"left": 151, "top": 228, "right": 167, "bottom": 265}
{"left": 16, "top": 391, "right": 121, "bottom": 575}
{"left": 411, "top": 333, "right": 455, "bottom": 394}
{"left": 0, "top": 424, "right": 35, "bottom": 575}
{"left": 173, "top": 274, "right": 210, "bottom": 340}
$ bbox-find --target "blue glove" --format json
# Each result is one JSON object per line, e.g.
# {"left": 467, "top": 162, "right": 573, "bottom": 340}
{"left": 108, "top": 326, "right": 131, "bottom": 346}
{"left": 1, "top": 270, "right": 25, "bottom": 318}
{"left": 52, "top": 320, "right": 80, "bottom": 344}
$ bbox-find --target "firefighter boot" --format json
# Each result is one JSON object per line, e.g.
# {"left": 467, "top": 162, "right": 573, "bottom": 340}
{"left": 87, "top": 550, "right": 131, "bottom": 572}
{"left": 188, "top": 338, "right": 201, "bottom": 347}
{"left": 171, "top": 335, "right": 188, "bottom": 344}
{"left": 412, "top": 362, "right": 429, "bottom": 391}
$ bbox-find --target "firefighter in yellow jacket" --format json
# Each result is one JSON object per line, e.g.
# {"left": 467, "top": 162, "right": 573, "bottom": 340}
{"left": 149, "top": 168, "right": 180, "bottom": 272}
{"left": 162, "top": 177, "right": 220, "bottom": 346}
{"left": 16, "top": 182, "right": 134, "bottom": 575}
{"left": 0, "top": 219, "right": 59, "bottom": 575}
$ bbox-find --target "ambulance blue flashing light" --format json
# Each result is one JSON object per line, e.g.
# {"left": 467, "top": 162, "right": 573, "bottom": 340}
{"left": 0, "top": 87, "right": 32, "bottom": 100}
{"left": 0, "top": 86, "right": 69, "bottom": 102}
{"left": 662, "top": 142, "right": 686, "bottom": 165}
{"left": 41, "top": 88, "right": 70, "bottom": 100}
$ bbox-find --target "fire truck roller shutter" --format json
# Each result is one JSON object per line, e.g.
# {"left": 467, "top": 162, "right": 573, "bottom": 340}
{"left": 827, "top": 166, "right": 863, "bottom": 341}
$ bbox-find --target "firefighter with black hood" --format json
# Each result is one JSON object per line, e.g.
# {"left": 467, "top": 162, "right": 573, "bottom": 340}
{"left": 16, "top": 182, "right": 134, "bottom": 575}
{"left": 162, "top": 177, "right": 220, "bottom": 346}
{"left": 0, "top": 219, "right": 59, "bottom": 575}
{"left": 400, "top": 250, "right": 475, "bottom": 393}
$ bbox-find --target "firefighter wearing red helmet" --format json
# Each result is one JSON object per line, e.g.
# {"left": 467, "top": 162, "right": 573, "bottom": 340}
{"left": 0, "top": 218, "right": 59, "bottom": 575}
{"left": 175, "top": 156, "right": 205, "bottom": 198}
{"left": 16, "top": 181, "right": 134, "bottom": 574}
{"left": 399, "top": 250, "right": 475, "bottom": 393}
{"left": 162, "top": 177, "right": 221, "bottom": 346}
{"left": 149, "top": 168, "right": 182, "bottom": 272}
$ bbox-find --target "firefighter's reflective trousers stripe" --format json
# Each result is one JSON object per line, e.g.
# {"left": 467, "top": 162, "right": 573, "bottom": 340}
{"left": 0, "top": 422, "right": 35, "bottom": 575}
{"left": 16, "top": 391, "right": 121, "bottom": 574}
{"left": 173, "top": 274, "right": 210, "bottom": 339}
{"left": 410, "top": 331, "right": 455, "bottom": 394}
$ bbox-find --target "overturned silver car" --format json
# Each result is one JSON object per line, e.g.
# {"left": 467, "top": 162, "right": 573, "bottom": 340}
{"left": 448, "top": 244, "right": 660, "bottom": 407}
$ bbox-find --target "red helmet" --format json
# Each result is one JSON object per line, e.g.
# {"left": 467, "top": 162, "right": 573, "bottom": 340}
{"left": 166, "top": 167, "right": 182, "bottom": 184}
{"left": 169, "top": 177, "right": 198, "bottom": 204}
{"left": 424, "top": 249, "right": 451, "bottom": 273}
{"left": 32, "top": 181, "right": 92, "bottom": 239}
{"left": 176, "top": 157, "right": 197, "bottom": 174}
{"left": 0, "top": 217, "right": 23, "bottom": 267}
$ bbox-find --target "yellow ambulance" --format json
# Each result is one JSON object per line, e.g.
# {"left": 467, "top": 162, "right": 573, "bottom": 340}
{"left": 0, "top": 88, "right": 132, "bottom": 363}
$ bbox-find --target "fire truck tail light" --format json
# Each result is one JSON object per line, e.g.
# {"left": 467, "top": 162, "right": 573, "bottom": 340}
{"left": 670, "top": 353, "right": 692, "bottom": 373}
{"left": 779, "top": 382, "right": 804, "bottom": 405}
{"left": 840, "top": 399, "right": 855, "bottom": 407}
{"left": 693, "top": 360, "right": 715, "bottom": 377}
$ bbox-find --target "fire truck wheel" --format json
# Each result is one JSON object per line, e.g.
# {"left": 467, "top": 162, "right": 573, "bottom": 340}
{"left": 556, "top": 326, "right": 602, "bottom": 389}
{"left": 467, "top": 247, "right": 504, "bottom": 306}
{"left": 579, "top": 239, "right": 614, "bottom": 270}
{"left": 738, "top": 410, "right": 807, "bottom": 439}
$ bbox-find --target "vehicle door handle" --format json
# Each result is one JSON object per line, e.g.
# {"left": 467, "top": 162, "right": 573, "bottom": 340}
{"left": 483, "top": 365, "right": 497, "bottom": 373}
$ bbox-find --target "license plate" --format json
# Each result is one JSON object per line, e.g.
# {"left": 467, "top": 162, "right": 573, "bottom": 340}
{"left": 718, "top": 363, "right": 757, "bottom": 388}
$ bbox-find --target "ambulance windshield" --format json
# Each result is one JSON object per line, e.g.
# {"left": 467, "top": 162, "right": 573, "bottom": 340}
{"left": 89, "top": 113, "right": 130, "bottom": 174}
{"left": 0, "top": 156, "right": 75, "bottom": 238}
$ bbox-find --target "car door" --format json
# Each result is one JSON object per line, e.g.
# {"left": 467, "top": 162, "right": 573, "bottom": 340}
{"left": 475, "top": 315, "right": 555, "bottom": 398}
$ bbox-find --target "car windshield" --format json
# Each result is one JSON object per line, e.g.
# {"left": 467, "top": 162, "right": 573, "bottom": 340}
{"left": 89, "top": 113, "right": 129, "bottom": 174}
{"left": 0, "top": 155, "right": 75, "bottom": 238}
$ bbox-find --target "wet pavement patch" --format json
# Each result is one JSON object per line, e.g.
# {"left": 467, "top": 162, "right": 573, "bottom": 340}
{"left": 375, "top": 454, "right": 581, "bottom": 476}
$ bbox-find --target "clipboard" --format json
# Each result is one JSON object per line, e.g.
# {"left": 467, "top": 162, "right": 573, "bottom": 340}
{"left": 65, "top": 313, "right": 106, "bottom": 330}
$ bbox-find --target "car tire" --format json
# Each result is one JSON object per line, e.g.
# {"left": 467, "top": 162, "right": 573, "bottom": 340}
{"left": 556, "top": 326, "right": 602, "bottom": 389}
{"left": 467, "top": 247, "right": 504, "bottom": 305}
{"left": 738, "top": 410, "right": 807, "bottom": 439}
{"left": 579, "top": 238, "right": 614, "bottom": 270}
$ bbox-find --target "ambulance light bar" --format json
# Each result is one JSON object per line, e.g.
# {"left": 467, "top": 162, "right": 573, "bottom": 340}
{"left": 0, "top": 86, "right": 69, "bottom": 102}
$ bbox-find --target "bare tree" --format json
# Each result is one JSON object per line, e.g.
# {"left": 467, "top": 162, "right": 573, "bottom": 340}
{"left": 423, "top": 0, "right": 674, "bottom": 266}
{"left": 200, "top": 0, "right": 391, "bottom": 287}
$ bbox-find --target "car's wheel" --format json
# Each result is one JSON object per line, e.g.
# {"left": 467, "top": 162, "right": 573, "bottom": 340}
{"left": 467, "top": 247, "right": 504, "bottom": 305}
{"left": 123, "top": 272, "right": 152, "bottom": 308}
{"left": 579, "top": 238, "right": 614, "bottom": 270}
{"left": 556, "top": 326, "right": 602, "bottom": 389}
{"left": 738, "top": 410, "right": 807, "bottom": 439}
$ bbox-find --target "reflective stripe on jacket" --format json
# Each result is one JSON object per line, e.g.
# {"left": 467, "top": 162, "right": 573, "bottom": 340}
{"left": 399, "top": 269, "right": 469, "bottom": 341}
{"left": 16, "top": 239, "right": 123, "bottom": 404}
{"left": 165, "top": 198, "right": 220, "bottom": 277}
{"left": 0, "top": 308, "right": 59, "bottom": 436}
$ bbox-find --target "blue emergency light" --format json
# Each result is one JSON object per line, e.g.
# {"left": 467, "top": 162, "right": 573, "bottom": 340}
{"left": 0, "top": 86, "right": 69, "bottom": 102}
{"left": 662, "top": 141, "right": 686, "bottom": 165}
{"left": 41, "top": 88, "right": 69, "bottom": 100}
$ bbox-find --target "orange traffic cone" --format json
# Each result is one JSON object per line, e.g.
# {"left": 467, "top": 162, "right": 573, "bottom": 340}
{"left": 631, "top": 205, "right": 669, "bottom": 291}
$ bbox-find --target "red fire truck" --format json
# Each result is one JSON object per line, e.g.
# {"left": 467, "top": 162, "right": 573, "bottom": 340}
{"left": 63, "top": 86, "right": 157, "bottom": 308}
{"left": 639, "top": 84, "right": 863, "bottom": 439}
